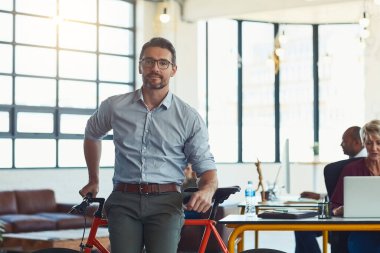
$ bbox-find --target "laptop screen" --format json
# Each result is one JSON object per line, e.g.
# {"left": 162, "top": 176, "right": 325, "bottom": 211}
{"left": 344, "top": 176, "right": 380, "bottom": 218}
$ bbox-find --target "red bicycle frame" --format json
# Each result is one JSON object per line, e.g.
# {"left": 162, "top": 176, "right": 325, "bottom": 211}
{"left": 72, "top": 186, "right": 240, "bottom": 253}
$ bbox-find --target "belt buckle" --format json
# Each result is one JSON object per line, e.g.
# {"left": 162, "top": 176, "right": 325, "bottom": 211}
{"left": 139, "top": 183, "right": 149, "bottom": 195}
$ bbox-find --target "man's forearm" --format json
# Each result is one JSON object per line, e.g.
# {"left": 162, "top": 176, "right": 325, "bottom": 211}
{"left": 198, "top": 170, "right": 218, "bottom": 193}
{"left": 84, "top": 139, "right": 102, "bottom": 184}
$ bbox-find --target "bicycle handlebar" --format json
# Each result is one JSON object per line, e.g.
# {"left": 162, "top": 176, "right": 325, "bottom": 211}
{"left": 69, "top": 193, "right": 105, "bottom": 218}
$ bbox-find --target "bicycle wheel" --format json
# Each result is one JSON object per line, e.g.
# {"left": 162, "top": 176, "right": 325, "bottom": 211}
{"left": 32, "top": 248, "right": 80, "bottom": 253}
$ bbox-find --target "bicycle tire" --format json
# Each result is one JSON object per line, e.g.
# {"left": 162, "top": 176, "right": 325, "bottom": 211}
{"left": 32, "top": 248, "right": 80, "bottom": 253}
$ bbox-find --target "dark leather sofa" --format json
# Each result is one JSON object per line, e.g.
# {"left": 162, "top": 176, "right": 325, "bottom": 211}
{"left": 0, "top": 189, "right": 93, "bottom": 233}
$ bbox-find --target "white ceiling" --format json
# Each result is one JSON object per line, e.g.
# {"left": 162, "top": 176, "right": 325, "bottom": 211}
{"left": 183, "top": 0, "right": 370, "bottom": 24}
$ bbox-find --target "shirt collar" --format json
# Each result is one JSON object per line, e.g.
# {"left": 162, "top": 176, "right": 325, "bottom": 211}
{"left": 134, "top": 88, "right": 173, "bottom": 110}
{"left": 354, "top": 147, "right": 368, "bottom": 158}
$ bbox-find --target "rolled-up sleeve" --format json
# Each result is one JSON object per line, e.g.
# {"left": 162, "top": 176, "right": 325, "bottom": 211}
{"left": 85, "top": 99, "right": 113, "bottom": 140}
{"left": 185, "top": 113, "right": 216, "bottom": 176}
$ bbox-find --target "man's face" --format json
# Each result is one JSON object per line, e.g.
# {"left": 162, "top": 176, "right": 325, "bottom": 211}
{"left": 341, "top": 131, "right": 357, "bottom": 157}
{"left": 139, "top": 47, "right": 177, "bottom": 90}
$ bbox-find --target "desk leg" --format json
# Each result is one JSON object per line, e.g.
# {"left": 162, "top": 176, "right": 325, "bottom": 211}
{"left": 255, "top": 231, "right": 259, "bottom": 249}
{"left": 238, "top": 235, "right": 244, "bottom": 252}
{"left": 228, "top": 226, "right": 249, "bottom": 253}
{"left": 322, "top": 230, "right": 328, "bottom": 253}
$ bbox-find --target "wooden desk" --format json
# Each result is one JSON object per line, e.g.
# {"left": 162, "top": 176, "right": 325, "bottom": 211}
{"left": 219, "top": 215, "right": 380, "bottom": 253}
{"left": 1, "top": 227, "right": 109, "bottom": 252}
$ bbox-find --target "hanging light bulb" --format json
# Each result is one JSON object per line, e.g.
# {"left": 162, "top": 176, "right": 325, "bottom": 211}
{"left": 359, "top": 12, "right": 370, "bottom": 28}
{"left": 159, "top": 7, "right": 170, "bottom": 23}
{"left": 360, "top": 27, "right": 370, "bottom": 39}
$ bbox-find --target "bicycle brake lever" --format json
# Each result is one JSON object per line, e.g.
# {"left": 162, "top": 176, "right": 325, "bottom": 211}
{"left": 69, "top": 192, "right": 93, "bottom": 214}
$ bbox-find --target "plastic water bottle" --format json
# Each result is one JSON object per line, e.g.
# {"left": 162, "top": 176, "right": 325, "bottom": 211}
{"left": 245, "top": 180, "right": 256, "bottom": 216}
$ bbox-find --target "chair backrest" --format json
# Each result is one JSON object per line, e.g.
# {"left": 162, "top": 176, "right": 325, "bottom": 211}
{"left": 323, "top": 158, "right": 361, "bottom": 198}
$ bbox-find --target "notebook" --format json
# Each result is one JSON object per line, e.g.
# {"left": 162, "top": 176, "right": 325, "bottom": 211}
{"left": 344, "top": 176, "right": 380, "bottom": 218}
{"left": 258, "top": 209, "right": 318, "bottom": 219}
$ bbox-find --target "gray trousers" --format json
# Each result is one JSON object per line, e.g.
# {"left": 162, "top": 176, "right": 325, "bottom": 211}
{"left": 104, "top": 191, "right": 184, "bottom": 253}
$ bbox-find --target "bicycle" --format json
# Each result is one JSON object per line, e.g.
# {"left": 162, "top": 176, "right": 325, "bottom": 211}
{"left": 33, "top": 186, "right": 240, "bottom": 253}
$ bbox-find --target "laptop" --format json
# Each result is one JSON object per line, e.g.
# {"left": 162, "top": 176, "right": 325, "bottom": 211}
{"left": 344, "top": 176, "right": 380, "bottom": 218}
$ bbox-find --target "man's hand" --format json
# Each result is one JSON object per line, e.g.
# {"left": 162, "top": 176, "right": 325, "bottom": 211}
{"left": 332, "top": 206, "right": 344, "bottom": 216}
{"left": 185, "top": 170, "right": 218, "bottom": 213}
{"left": 300, "top": 191, "right": 321, "bottom": 200}
{"left": 79, "top": 182, "right": 99, "bottom": 198}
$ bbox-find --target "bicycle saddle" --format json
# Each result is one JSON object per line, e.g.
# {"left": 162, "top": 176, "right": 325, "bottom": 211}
{"left": 183, "top": 186, "right": 241, "bottom": 204}
{"left": 212, "top": 186, "right": 241, "bottom": 205}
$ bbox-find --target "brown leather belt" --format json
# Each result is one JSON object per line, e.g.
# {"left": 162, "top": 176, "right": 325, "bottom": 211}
{"left": 113, "top": 183, "right": 180, "bottom": 195}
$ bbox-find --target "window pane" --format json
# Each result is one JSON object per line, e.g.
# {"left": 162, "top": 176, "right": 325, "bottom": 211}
{"left": 99, "top": 26, "right": 133, "bottom": 55}
{"left": 17, "top": 112, "right": 54, "bottom": 133}
{"left": 60, "top": 21, "right": 96, "bottom": 51}
{"left": 99, "top": 55, "right": 131, "bottom": 82}
{"left": 16, "top": 0, "right": 56, "bottom": 16}
{"left": 60, "top": 0, "right": 96, "bottom": 23}
{"left": 0, "top": 13, "right": 13, "bottom": 42}
{"left": 0, "top": 76, "right": 12, "bottom": 104}
{"left": 0, "top": 0, "right": 12, "bottom": 11}
{"left": 16, "top": 46, "right": 56, "bottom": 77}
{"left": 58, "top": 139, "right": 86, "bottom": 167}
{"left": 15, "top": 139, "right": 56, "bottom": 167}
{"left": 99, "top": 0, "right": 133, "bottom": 27}
{"left": 100, "top": 140, "right": 115, "bottom": 167}
{"left": 16, "top": 77, "right": 56, "bottom": 106}
{"left": 59, "top": 50, "right": 96, "bottom": 79}
{"left": 319, "top": 24, "right": 365, "bottom": 162}
{"left": 279, "top": 25, "right": 314, "bottom": 162}
{"left": 0, "top": 139, "right": 12, "bottom": 168}
{"left": 207, "top": 19, "right": 238, "bottom": 162}
{"left": 0, "top": 111, "right": 9, "bottom": 132}
{"left": 0, "top": 44, "right": 12, "bottom": 73}
{"left": 242, "top": 22, "right": 276, "bottom": 162}
{"left": 59, "top": 80, "right": 96, "bottom": 108}
{"left": 16, "top": 15, "right": 56, "bottom": 46}
{"left": 60, "top": 114, "right": 90, "bottom": 134}
{"left": 99, "top": 83, "right": 133, "bottom": 104}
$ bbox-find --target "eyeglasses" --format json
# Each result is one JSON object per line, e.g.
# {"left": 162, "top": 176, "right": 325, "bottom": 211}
{"left": 139, "top": 58, "right": 174, "bottom": 70}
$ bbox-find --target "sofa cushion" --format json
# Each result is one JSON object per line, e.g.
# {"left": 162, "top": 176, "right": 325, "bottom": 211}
{"left": 15, "top": 189, "right": 57, "bottom": 214}
{"left": 0, "top": 214, "right": 56, "bottom": 232}
{"left": 0, "top": 191, "right": 18, "bottom": 215}
{"left": 36, "top": 212, "right": 93, "bottom": 229}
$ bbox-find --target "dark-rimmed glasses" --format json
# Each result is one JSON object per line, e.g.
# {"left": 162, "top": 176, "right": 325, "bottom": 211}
{"left": 139, "top": 58, "right": 174, "bottom": 70}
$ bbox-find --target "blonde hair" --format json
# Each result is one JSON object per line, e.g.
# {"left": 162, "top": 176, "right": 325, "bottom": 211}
{"left": 361, "top": 119, "right": 380, "bottom": 142}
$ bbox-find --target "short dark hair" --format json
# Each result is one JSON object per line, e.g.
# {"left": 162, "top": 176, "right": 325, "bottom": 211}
{"left": 139, "top": 37, "right": 176, "bottom": 64}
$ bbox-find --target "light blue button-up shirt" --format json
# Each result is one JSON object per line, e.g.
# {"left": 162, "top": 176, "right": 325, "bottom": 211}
{"left": 85, "top": 89, "right": 216, "bottom": 185}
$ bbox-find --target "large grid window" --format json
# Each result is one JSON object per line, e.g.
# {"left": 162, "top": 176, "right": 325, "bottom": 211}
{"left": 205, "top": 19, "right": 365, "bottom": 163}
{"left": 0, "top": 0, "right": 135, "bottom": 169}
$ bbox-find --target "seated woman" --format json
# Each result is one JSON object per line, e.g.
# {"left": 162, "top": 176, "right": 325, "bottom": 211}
{"left": 331, "top": 119, "right": 380, "bottom": 253}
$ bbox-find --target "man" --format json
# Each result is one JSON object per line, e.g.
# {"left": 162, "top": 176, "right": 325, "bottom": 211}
{"left": 295, "top": 126, "right": 366, "bottom": 253}
{"left": 79, "top": 37, "right": 218, "bottom": 253}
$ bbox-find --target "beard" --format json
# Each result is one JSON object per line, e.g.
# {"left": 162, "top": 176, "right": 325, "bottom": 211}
{"left": 143, "top": 74, "right": 168, "bottom": 90}
{"left": 144, "top": 82, "right": 167, "bottom": 90}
